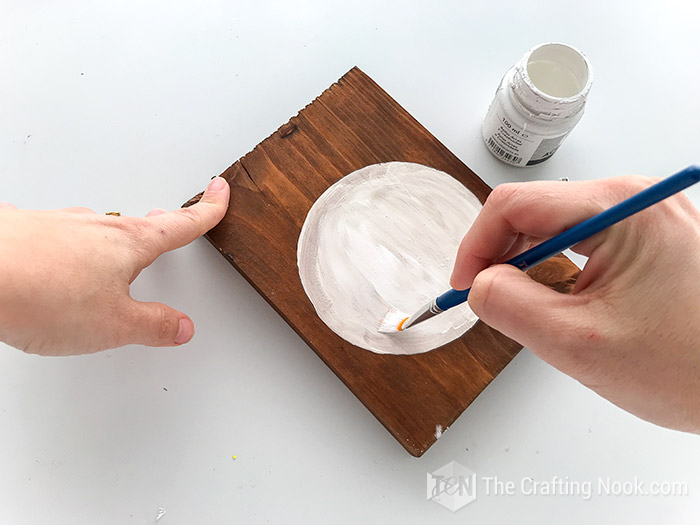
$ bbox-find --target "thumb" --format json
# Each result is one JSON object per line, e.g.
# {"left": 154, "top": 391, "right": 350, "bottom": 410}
{"left": 126, "top": 300, "right": 195, "bottom": 347}
{"left": 468, "top": 264, "right": 582, "bottom": 353}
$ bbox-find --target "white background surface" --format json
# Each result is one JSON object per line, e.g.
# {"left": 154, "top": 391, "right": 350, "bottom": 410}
{"left": 1, "top": 1, "right": 699, "bottom": 523}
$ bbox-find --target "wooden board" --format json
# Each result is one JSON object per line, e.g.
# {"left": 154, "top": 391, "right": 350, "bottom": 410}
{"left": 184, "top": 67, "right": 580, "bottom": 456}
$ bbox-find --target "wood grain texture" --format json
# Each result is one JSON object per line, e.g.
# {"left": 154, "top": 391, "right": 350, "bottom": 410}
{"left": 184, "top": 67, "right": 580, "bottom": 456}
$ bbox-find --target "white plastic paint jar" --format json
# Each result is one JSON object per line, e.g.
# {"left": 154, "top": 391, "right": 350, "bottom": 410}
{"left": 482, "top": 42, "right": 593, "bottom": 167}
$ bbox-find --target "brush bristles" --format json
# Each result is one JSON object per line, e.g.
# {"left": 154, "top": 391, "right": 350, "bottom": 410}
{"left": 377, "top": 307, "right": 409, "bottom": 334}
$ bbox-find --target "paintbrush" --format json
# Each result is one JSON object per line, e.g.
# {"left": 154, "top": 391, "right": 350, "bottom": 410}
{"left": 379, "top": 165, "right": 700, "bottom": 333}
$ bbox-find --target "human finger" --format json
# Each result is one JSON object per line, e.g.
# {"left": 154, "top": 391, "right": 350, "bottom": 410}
{"left": 145, "top": 177, "right": 229, "bottom": 255}
{"left": 468, "top": 264, "right": 596, "bottom": 372}
{"left": 124, "top": 299, "right": 195, "bottom": 347}
{"left": 449, "top": 176, "right": 656, "bottom": 290}
{"left": 62, "top": 207, "right": 97, "bottom": 214}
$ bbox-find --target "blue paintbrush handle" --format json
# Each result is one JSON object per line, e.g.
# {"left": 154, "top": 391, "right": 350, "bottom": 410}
{"left": 435, "top": 165, "right": 700, "bottom": 311}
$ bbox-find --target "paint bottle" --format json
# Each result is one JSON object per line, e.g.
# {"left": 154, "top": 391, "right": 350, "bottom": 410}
{"left": 482, "top": 42, "right": 593, "bottom": 167}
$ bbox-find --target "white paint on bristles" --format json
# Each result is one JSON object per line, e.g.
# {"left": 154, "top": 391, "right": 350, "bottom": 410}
{"left": 297, "top": 162, "right": 481, "bottom": 355}
{"left": 377, "top": 306, "right": 409, "bottom": 334}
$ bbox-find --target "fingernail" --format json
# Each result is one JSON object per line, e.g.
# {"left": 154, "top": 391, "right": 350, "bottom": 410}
{"left": 208, "top": 177, "right": 227, "bottom": 192}
{"left": 174, "top": 318, "right": 194, "bottom": 345}
{"left": 146, "top": 208, "right": 166, "bottom": 217}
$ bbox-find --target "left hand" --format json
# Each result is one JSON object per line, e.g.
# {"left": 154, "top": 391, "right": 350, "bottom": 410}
{"left": 0, "top": 176, "right": 229, "bottom": 356}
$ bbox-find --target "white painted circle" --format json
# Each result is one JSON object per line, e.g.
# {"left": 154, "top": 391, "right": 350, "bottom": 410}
{"left": 297, "top": 162, "right": 482, "bottom": 355}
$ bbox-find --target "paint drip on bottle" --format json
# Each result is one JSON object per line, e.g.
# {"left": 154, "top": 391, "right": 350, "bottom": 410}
{"left": 482, "top": 42, "right": 593, "bottom": 167}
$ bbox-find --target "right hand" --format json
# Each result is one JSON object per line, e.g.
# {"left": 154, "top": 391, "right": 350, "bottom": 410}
{"left": 450, "top": 175, "right": 700, "bottom": 433}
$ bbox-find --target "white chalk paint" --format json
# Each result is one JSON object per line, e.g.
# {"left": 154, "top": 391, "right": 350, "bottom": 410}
{"left": 482, "top": 42, "right": 593, "bottom": 167}
{"left": 297, "top": 162, "right": 482, "bottom": 355}
{"left": 377, "top": 306, "right": 410, "bottom": 334}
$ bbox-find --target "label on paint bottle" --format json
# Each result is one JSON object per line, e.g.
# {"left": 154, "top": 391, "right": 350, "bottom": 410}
{"left": 528, "top": 134, "right": 568, "bottom": 165}
{"left": 482, "top": 108, "right": 568, "bottom": 167}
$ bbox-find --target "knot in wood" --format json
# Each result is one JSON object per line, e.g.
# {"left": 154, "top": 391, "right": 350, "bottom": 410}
{"left": 279, "top": 122, "right": 298, "bottom": 138}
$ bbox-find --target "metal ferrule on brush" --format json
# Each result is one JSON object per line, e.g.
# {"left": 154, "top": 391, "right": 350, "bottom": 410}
{"left": 400, "top": 288, "right": 470, "bottom": 331}
{"left": 401, "top": 299, "right": 443, "bottom": 330}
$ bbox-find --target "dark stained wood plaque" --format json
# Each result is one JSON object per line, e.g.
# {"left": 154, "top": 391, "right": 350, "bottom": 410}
{"left": 184, "top": 67, "right": 579, "bottom": 456}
